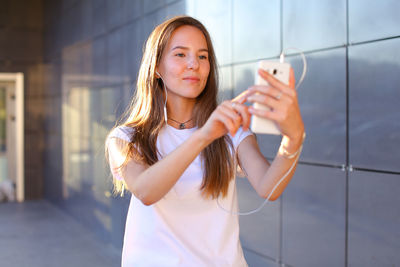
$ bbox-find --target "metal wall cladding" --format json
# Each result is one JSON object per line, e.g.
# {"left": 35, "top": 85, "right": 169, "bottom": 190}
{"left": 349, "top": 38, "right": 400, "bottom": 173}
{"left": 292, "top": 48, "right": 346, "bottom": 165}
{"left": 282, "top": 164, "right": 346, "bottom": 267}
{"left": 237, "top": 178, "right": 280, "bottom": 262}
{"left": 348, "top": 170, "right": 400, "bottom": 266}
{"left": 243, "top": 249, "right": 278, "bottom": 267}
{"left": 219, "top": 66, "right": 233, "bottom": 101}
{"left": 283, "top": 0, "right": 347, "bottom": 51}
{"left": 233, "top": 0, "right": 280, "bottom": 63}
{"left": 349, "top": 0, "right": 400, "bottom": 43}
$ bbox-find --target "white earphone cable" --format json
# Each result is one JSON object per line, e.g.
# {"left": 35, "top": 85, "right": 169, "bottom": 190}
{"left": 216, "top": 143, "right": 304, "bottom": 216}
{"left": 156, "top": 71, "right": 168, "bottom": 124}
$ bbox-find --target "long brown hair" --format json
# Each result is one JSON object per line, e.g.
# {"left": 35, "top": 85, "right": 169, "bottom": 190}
{"left": 108, "top": 16, "right": 234, "bottom": 199}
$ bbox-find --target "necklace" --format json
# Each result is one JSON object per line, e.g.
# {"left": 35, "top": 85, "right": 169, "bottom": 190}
{"left": 168, "top": 117, "right": 193, "bottom": 129}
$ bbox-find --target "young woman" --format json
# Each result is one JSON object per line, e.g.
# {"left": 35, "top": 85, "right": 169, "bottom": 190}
{"left": 106, "top": 16, "right": 304, "bottom": 267}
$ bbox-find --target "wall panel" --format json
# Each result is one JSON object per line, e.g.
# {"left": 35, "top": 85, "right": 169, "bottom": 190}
{"left": 349, "top": 0, "right": 400, "bottom": 43}
{"left": 348, "top": 170, "right": 400, "bottom": 266}
{"left": 282, "top": 164, "right": 346, "bottom": 267}
{"left": 283, "top": 0, "right": 346, "bottom": 51}
{"left": 349, "top": 38, "right": 400, "bottom": 172}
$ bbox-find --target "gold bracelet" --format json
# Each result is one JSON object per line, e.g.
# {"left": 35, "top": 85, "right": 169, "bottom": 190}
{"left": 279, "top": 132, "right": 306, "bottom": 159}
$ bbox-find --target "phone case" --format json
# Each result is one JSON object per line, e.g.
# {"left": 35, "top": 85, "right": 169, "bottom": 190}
{"left": 250, "top": 60, "right": 291, "bottom": 135}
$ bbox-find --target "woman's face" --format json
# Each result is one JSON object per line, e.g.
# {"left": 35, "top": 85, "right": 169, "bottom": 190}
{"left": 157, "top": 25, "right": 210, "bottom": 101}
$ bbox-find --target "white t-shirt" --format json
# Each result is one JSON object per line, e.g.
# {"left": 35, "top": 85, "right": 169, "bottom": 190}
{"left": 107, "top": 124, "right": 253, "bottom": 267}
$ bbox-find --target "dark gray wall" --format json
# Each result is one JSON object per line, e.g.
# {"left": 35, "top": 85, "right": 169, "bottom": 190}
{"left": 41, "top": 0, "right": 400, "bottom": 266}
{"left": 0, "top": 0, "right": 44, "bottom": 199}
{"left": 41, "top": 0, "right": 187, "bottom": 259}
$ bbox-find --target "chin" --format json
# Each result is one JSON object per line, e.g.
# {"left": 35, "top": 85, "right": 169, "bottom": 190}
{"left": 184, "top": 88, "right": 205, "bottom": 99}
{"left": 183, "top": 94, "right": 201, "bottom": 100}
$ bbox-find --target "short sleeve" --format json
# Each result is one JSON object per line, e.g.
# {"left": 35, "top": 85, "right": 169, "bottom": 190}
{"left": 229, "top": 127, "right": 254, "bottom": 151}
{"left": 107, "top": 126, "right": 133, "bottom": 142}
{"left": 106, "top": 126, "right": 135, "bottom": 181}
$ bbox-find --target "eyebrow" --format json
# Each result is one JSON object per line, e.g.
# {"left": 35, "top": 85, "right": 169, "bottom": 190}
{"left": 171, "top": 46, "right": 208, "bottom": 52}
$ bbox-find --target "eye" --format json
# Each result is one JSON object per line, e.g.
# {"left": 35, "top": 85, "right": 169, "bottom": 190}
{"left": 175, "top": 53, "right": 185, "bottom": 57}
{"left": 199, "top": 55, "right": 208, "bottom": 60}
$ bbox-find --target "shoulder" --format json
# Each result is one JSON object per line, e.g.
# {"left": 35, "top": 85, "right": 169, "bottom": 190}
{"left": 106, "top": 126, "right": 135, "bottom": 162}
{"left": 228, "top": 127, "right": 254, "bottom": 150}
{"left": 107, "top": 125, "right": 135, "bottom": 143}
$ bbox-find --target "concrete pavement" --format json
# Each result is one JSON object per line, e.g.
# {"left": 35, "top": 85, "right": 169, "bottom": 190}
{"left": 0, "top": 200, "right": 121, "bottom": 267}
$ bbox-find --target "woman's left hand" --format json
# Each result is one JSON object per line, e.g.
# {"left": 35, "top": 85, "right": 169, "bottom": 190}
{"left": 247, "top": 68, "right": 305, "bottom": 143}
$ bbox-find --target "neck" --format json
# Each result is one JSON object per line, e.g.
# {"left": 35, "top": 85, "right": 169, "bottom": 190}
{"left": 166, "top": 96, "right": 196, "bottom": 123}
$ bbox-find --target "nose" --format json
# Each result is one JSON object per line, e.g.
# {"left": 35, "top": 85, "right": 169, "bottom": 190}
{"left": 187, "top": 55, "right": 199, "bottom": 70}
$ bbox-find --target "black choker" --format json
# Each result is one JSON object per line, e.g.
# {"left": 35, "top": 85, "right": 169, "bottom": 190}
{"left": 168, "top": 117, "right": 193, "bottom": 129}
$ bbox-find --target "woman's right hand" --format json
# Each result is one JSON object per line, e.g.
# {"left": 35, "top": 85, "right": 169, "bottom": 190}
{"left": 198, "top": 90, "right": 251, "bottom": 143}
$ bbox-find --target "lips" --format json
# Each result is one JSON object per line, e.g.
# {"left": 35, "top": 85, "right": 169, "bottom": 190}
{"left": 183, "top": 76, "right": 200, "bottom": 82}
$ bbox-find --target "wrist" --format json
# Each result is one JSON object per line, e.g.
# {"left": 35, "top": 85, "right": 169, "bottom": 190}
{"left": 193, "top": 129, "right": 214, "bottom": 147}
{"left": 280, "top": 131, "right": 306, "bottom": 156}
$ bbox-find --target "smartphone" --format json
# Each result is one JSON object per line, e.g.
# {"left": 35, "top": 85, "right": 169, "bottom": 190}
{"left": 250, "top": 60, "right": 291, "bottom": 135}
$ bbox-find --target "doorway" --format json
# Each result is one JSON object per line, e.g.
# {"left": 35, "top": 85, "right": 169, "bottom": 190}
{"left": 0, "top": 73, "right": 24, "bottom": 202}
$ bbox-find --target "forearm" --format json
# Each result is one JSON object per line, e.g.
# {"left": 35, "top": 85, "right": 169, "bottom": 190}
{"left": 129, "top": 129, "right": 212, "bottom": 205}
{"left": 257, "top": 133, "right": 304, "bottom": 200}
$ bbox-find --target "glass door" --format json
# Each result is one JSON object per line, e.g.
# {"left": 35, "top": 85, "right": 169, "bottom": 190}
{"left": 0, "top": 73, "right": 23, "bottom": 202}
{"left": 0, "top": 80, "right": 17, "bottom": 202}
{"left": 0, "top": 86, "right": 7, "bottom": 183}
